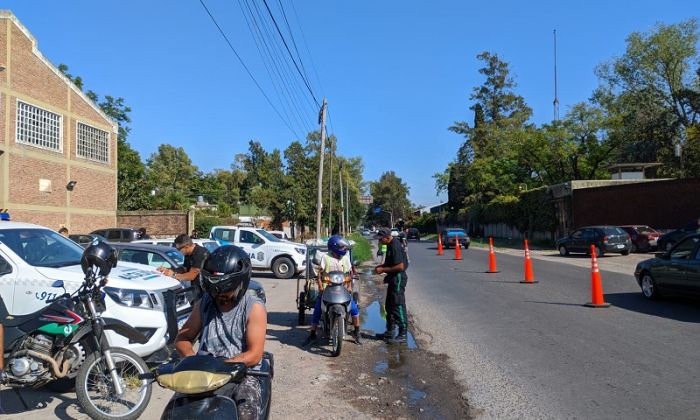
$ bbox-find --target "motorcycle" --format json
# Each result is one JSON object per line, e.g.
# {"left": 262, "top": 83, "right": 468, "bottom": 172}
{"left": 2, "top": 270, "right": 153, "bottom": 420}
{"left": 319, "top": 271, "right": 354, "bottom": 357}
{"left": 143, "top": 352, "right": 274, "bottom": 419}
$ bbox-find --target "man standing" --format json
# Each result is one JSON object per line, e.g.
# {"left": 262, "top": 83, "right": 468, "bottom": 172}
{"left": 374, "top": 227, "right": 409, "bottom": 343}
{"left": 158, "top": 234, "right": 210, "bottom": 302}
{"left": 58, "top": 227, "right": 69, "bottom": 238}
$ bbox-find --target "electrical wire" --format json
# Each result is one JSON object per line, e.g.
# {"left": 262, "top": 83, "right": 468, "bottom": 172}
{"left": 197, "top": 0, "right": 302, "bottom": 139}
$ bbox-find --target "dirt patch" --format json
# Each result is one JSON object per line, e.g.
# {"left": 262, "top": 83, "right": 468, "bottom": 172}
{"left": 323, "top": 267, "right": 472, "bottom": 419}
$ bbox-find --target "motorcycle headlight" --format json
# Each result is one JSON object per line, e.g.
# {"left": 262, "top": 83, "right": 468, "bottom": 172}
{"left": 329, "top": 273, "right": 345, "bottom": 285}
{"left": 104, "top": 287, "right": 159, "bottom": 310}
{"left": 294, "top": 247, "right": 306, "bottom": 255}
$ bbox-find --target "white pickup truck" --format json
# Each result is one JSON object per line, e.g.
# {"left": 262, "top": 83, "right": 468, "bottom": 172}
{"left": 210, "top": 226, "right": 306, "bottom": 278}
{"left": 0, "top": 220, "right": 190, "bottom": 362}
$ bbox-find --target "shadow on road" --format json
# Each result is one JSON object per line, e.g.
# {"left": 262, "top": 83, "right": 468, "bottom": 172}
{"left": 524, "top": 300, "right": 586, "bottom": 307}
{"left": 604, "top": 292, "right": 700, "bottom": 323}
{"left": 266, "top": 311, "right": 342, "bottom": 357}
{"left": 0, "top": 388, "right": 83, "bottom": 419}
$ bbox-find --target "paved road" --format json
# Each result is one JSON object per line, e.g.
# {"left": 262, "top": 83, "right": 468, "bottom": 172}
{"left": 406, "top": 241, "right": 700, "bottom": 419}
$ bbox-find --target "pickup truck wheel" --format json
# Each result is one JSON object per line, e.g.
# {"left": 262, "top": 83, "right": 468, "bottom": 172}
{"left": 273, "top": 257, "right": 295, "bottom": 279}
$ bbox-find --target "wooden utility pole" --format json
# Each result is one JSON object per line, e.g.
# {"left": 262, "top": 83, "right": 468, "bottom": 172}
{"left": 339, "top": 167, "right": 345, "bottom": 235}
{"left": 315, "top": 98, "right": 327, "bottom": 241}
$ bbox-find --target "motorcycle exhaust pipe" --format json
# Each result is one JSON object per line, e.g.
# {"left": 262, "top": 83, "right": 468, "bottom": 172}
{"left": 14, "top": 350, "right": 73, "bottom": 378}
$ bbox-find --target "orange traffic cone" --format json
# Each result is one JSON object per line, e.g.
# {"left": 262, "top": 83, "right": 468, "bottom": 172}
{"left": 487, "top": 236, "right": 499, "bottom": 273}
{"left": 437, "top": 233, "right": 444, "bottom": 256}
{"left": 454, "top": 234, "right": 462, "bottom": 260}
{"left": 520, "top": 239, "right": 538, "bottom": 284}
{"left": 584, "top": 244, "right": 610, "bottom": 308}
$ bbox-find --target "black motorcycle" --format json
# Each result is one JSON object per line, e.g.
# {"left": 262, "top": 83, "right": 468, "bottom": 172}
{"left": 144, "top": 353, "right": 274, "bottom": 419}
{"left": 2, "top": 271, "right": 153, "bottom": 419}
{"left": 320, "top": 271, "right": 353, "bottom": 357}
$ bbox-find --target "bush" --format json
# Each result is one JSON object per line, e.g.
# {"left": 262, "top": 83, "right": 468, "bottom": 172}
{"left": 349, "top": 232, "right": 372, "bottom": 262}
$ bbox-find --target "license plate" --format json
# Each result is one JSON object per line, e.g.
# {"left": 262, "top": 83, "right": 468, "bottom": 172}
{"left": 177, "top": 315, "right": 189, "bottom": 329}
{"left": 616, "top": 244, "right": 624, "bottom": 249}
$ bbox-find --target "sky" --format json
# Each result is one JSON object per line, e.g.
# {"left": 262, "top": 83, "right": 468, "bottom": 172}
{"left": 4, "top": 1, "right": 698, "bottom": 207}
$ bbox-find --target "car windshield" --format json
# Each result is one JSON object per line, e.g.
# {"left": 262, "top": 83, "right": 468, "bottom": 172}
{"left": 602, "top": 227, "right": 625, "bottom": 235}
{"left": 212, "top": 228, "right": 236, "bottom": 242}
{"left": 0, "top": 228, "right": 84, "bottom": 268}
{"left": 165, "top": 250, "right": 185, "bottom": 266}
{"left": 257, "top": 229, "right": 281, "bottom": 242}
{"left": 199, "top": 241, "right": 219, "bottom": 252}
{"left": 445, "top": 229, "right": 466, "bottom": 236}
{"left": 635, "top": 226, "right": 656, "bottom": 234}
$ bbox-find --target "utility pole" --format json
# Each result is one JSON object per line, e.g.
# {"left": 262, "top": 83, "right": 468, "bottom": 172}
{"left": 315, "top": 98, "right": 327, "bottom": 241}
{"left": 339, "top": 167, "right": 345, "bottom": 236}
{"left": 553, "top": 29, "right": 560, "bottom": 122}
{"left": 346, "top": 173, "right": 351, "bottom": 234}
{"left": 328, "top": 140, "right": 333, "bottom": 236}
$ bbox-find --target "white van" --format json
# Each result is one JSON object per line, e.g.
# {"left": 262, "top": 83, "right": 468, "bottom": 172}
{"left": 0, "top": 220, "right": 190, "bottom": 360}
{"left": 209, "top": 226, "right": 306, "bottom": 278}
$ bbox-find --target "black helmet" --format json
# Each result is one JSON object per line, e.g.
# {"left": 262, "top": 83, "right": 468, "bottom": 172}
{"left": 81, "top": 239, "right": 118, "bottom": 278}
{"left": 201, "top": 245, "right": 251, "bottom": 300}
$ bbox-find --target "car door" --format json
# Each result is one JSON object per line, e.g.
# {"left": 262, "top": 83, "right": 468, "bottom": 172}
{"left": 0, "top": 251, "right": 17, "bottom": 313}
{"left": 106, "top": 229, "right": 122, "bottom": 243}
{"left": 680, "top": 237, "right": 700, "bottom": 296}
{"left": 568, "top": 229, "right": 584, "bottom": 252}
{"left": 662, "top": 237, "right": 697, "bottom": 293}
{"left": 238, "top": 230, "right": 266, "bottom": 268}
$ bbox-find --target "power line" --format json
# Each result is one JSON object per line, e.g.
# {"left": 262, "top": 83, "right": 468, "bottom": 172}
{"left": 197, "top": 0, "right": 302, "bottom": 139}
{"left": 275, "top": 0, "right": 312, "bottom": 87}
{"left": 261, "top": 0, "right": 320, "bottom": 107}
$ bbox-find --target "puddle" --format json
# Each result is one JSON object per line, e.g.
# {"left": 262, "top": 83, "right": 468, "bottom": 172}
{"left": 361, "top": 300, "right": 417, "bottom": 349}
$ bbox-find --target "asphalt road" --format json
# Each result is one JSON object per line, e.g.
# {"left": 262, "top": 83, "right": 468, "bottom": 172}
{"left": 406, "top": 241, "right": 700, "bottom": 419}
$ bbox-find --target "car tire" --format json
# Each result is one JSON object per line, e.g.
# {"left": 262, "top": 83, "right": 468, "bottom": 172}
{"left": 640, "top": 272, "right": 661, "bottom": 300}
{"left": 621, "top": 250, "right": 630, "bottom": 256}
{"left": 594, "top": 246, "right": 604, "bottom": 257}
{"left": 558, "top": 245, "right": 569, "bottom": 256}
{"left": 463, "top": 243, "right": 470, "bottom": 250}
{"left": 272, "top": 257, "right": 295, "bottom": 279}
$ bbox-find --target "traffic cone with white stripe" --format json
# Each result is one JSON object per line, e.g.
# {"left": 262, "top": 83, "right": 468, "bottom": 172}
{"left": 437, "top": 233, "right": 444, "bottom": 256}
{"left": 584, "top": 244, "right": 610, "bottom": 308}
{"left": 454, "top": 234, "right": 462, "bottom": 260}
{"left": 487, "top": 236, "right": 499, "bottom": 273}
{"left": 520, "top": 239, "right": 538, "bottom": 284}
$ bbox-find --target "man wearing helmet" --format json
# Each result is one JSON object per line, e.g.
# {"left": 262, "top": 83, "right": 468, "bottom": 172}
{"left": 305, "top": 235, "right": 362, "bottom": 345}
{"left": 175, "top": 245, "right": 267, "bottom": 420}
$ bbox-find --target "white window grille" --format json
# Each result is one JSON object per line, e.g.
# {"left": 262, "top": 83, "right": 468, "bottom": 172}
{"left": 76, "top": 122, "right": 109, "bottom": 163}
{"left": 16, "top": 100, "right": 63, "bottom": 152}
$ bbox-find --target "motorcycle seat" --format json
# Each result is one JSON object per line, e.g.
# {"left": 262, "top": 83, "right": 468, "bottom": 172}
{"left": 2, "top": 306, "right": 66, "bottom": 327}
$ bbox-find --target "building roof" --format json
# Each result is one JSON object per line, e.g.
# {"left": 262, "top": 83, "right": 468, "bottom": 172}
{"left": 0, "top": 10, "right": 118, "bottom": 133}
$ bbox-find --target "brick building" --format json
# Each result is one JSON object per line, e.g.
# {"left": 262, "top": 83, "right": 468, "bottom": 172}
{"left": 0, "top": 11, "right": 118, "bottom": 233}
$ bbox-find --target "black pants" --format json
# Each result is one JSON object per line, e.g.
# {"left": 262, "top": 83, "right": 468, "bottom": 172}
{"left": 385, "top": 273, "right": 408, "bottom": 333}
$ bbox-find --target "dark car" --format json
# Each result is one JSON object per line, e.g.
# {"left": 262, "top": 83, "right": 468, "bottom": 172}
{"left": 91, "top": 228, "right": 148, "bottom": 243}
{"left": 109, "top": 242, "right": 266, "bottom": 303}
{"left": 557, "top": 226, "right": 631, "bottom": 257}
{"left": 657, "top": 220, "right": 700, "bottom": 252}
{"left": 440, "top": 228, "right": 470, "bottom": 249}
{"left": 634, "top": 234, "right": 700, "bottom": 300}
{"left": 406, "top": 228, "right": 420, "bottom": 241}
{"left": 620, "top": 225, "right": 662, "bottom": 253}
{"left": 69, "top": 233, "right": 108, "bottom": 248}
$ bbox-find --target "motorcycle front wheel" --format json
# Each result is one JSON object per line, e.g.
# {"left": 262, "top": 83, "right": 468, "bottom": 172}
{"left": 331, "top": 315, "right": 344, "bottom": 357}
{"left": 75, "top": 347, "right": 152, "bottom": 420}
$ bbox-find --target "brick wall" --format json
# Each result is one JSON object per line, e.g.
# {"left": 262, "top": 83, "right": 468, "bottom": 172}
{"left": 572, "top": 178, "right": 700, "bottom": 230}
{"left": 117, "top": 210, "right": 194, "bottom": 238}
{"left": 69, "top": 166, "right": 116, "bottom": 211}
{"left": 9, "top": 155, "right": 67, "bottom": 207}
{"left": 71, "top": 214, "right": 117, "bottom": 234}
{"left": 11, "top": 209, "right": 65, "bottom": 231}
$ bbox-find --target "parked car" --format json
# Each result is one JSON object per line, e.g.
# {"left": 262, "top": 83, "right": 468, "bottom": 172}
{"left": 0, "top": 219, "right": 190, "bottom": 362}
{"left": 109, "top": 242, "right": 265, "bottom": 303}
{"left": 406, "top": 228, "right": 420, "bottom": 241}
{"left": 440, "top": 228, "right": 470, "bottom": 249}
{"left": 634, "top": 234, "right": 700, "bottom": 300}
{"left": 620, "top": 225, "right": 662, "bottom": 253}
{"left": 91, "top": 227, "right": 146, "bottom": 242}
{"left": 133, "top": 238, "right": 220, "bottom": 253}
{"left": 557, "top": 226, "right": 631, "bottom": 257}
{"left": 657, "top": 220, "right": 700, "bottom": 252}
{"left": 68, "top": 233, "right": 108, "bottom": 248}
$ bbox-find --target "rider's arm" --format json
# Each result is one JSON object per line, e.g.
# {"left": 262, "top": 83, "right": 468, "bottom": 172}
{"left": 174, "top": 301, "right": 203, "bottom": 357}
{"left": 227, "top": 303, "right": 267, "bottom": 367}
{"left": 173, "top": 267, "right": 200, "bottom": 282}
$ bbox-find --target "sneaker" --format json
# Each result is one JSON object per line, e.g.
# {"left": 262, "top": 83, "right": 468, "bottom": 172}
{"left": 376, "top": 330, "right": 393, "bottom": 341}
{"left": 388, "top": 333, "right": 407, "bottom": 345}
{"left": 353, "top": 329, "right": 363, "bottom": 345}
{"left": 303, "top": 331, "right": 318, "bottom": 347}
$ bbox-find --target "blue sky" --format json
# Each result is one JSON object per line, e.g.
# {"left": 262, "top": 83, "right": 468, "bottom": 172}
{"left": 5, "top": 1, "right": 698, "bottom": 207}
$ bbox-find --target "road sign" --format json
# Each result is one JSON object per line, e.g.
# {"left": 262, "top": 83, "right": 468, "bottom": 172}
{"left": 360, "top": 195, "right": 373, "bottom": 205}
{"left": 373, "top": 207, "right": 381, "bottom": 214}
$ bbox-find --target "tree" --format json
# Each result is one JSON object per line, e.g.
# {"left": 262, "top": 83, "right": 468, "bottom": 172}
{"left": 368, "top": 172, "right": 411, "bottom": 227}
{"left": 240, "top": 141, "right": 286, "bottom": 227}
{"left": 146, "top": 145, "right": 200, "bottom": 210}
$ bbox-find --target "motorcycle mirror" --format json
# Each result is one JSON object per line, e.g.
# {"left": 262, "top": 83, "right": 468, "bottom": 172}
{"left": 51, "top": 280, "right": 65, "bottom": 288}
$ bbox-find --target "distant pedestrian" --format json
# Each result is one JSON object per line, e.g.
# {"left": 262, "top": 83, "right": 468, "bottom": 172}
{"left": 191, "top": 229, "right": 199, "bottom": 239}
{"left": 138, "top": 227, "right": 151, "bottom": 240}
{"left": 374, "top": 227, "right": 409, "bottom": 344}
{"left": 58, "top": 227, "right": 69, "bottom": 238}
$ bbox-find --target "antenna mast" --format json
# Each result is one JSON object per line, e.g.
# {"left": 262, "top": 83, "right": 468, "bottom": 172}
{"left": 553, "top": 29, "right": 560, "bottom": 122}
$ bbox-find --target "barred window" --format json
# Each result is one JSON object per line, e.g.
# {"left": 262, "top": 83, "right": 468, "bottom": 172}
{"left": 16, "top": 100, "right": 63, "bottom": 152}
{"left": 77, "top": 122, "right": 109, "bottom": 163}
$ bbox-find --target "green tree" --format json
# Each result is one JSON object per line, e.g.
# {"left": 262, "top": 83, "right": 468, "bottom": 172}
{"left": 368, "top": 171, "right": 411, "bottom": 227}
{"left": 146, "top": 145, "right": 200, "bottom": 210}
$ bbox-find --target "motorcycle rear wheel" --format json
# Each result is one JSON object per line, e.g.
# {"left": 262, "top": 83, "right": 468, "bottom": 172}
{"left": 331, "top": 315, "right": 344, "bottom": 357}
{"left": 76, "top": 347, "right": 152, "bottom": 420}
